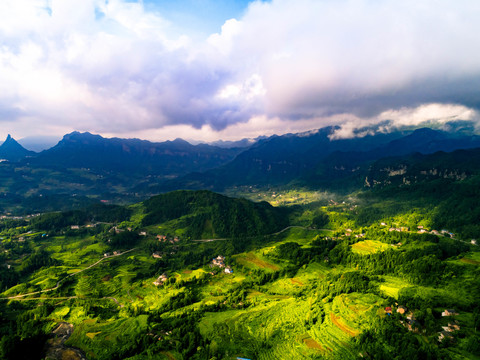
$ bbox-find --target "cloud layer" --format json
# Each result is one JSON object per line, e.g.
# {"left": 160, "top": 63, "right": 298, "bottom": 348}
{"left": 1, "top": 0, "right": 480, "bottom": 141}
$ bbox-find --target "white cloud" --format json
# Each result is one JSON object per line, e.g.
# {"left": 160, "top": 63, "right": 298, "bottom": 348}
{"left": 207, "top": 18, "right": 242, "bottom": 55}
{"left": 1, "top": 0, "right": 480, "bottom": 141}
{"left": 329, "top": 103, "right": 478, "bottom": 139}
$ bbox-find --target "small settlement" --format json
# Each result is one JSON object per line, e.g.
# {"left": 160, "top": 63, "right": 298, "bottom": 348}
{"left": 384, "top": 305, "right": 461, "bottom": 342}
{"left": 210, "top": 255, "right": 233, "bottom": 274}
{"left": 153, "top": 273, "right": 168, "bottom": 286}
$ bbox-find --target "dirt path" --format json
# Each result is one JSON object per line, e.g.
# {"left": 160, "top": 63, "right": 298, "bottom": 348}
{"left": 190, "top": 226, "right": 333, "bottom": 243}
{"left": 191, "top": 238, "right": 227, "bottom": 242}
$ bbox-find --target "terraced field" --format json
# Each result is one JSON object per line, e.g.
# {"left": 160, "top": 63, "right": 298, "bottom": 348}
{"left": 234, "top": 251, "right": 281, "bottom": 271}
{"left": 65, "top": 316, "right": 149, "bottom": 359}
{"left": 351, "top": 240, "right": 391, "bottom": 254}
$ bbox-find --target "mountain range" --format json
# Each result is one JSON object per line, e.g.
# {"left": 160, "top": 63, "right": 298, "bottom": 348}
{"left": 1, "top": 124, "right": 480, "bottom": 213}
{"left": 156, "top": 126, "right": 480, "bottom": 192}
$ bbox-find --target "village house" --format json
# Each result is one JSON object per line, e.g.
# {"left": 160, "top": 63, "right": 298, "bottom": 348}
{"left": 471, "top": 239, "right": 477, "bottom": 245}
{"left": 380, "top": 222, "right": 387, "bottom": 226}
{"left": 225, "top": 267, "right": 233, "bottom": 274}
{"left": 438, "top": 331, "right": 454, "bottom": 342}
{"left": 111, "top": 226, "right": 124, "bottom": 234}
{"left": 418, "top": 229, "right": 427, "bottom": 234}
{"left": 139, "top": 231, "right": 147, "bottom": 236}
{"left": 113, "top": 251, "right": 120, "bottom": 255}
{"left": 157, "top": 235, "right": 167, "bottom": 241}
{"left": 384, "top": 306, "right": 392, "bottom": 315}
{"left": 104, "top": 252, "right": 111, "bottom": 257}
{"left": 441, "top": 324, "right": 460, "bottom": 334}
{"left": 397, "top": 305, "right": 407, "bottom": 314}
{"left": 212, "top": 255, "right": 226, "bottom": 268}
{"left": 442, "top": 309, "right": 458, "bottom": 317}
{"left": 152, "top": 252, "right": 163, "bottom": 259}
{"left": 406, "top": 319, "right": 421, "bottom": 333}
{"left": 430, "top": 230, "right": 440, "bottom": 235}
{"left": 153, "top": 273, "right": 168, "bottom": 286}
{"left": 70, "top": 225, "right": 80, "bottom": 230}
{"left": 448, "top": 321, "right": 461, "bottom": 331}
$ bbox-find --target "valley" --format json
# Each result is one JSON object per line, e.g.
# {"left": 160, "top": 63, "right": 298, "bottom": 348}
{"left": 4, "top": 1, "right": 480, "bottom": 358}
{"left": 1, "top": 125, "right": 480, "bottom": 359}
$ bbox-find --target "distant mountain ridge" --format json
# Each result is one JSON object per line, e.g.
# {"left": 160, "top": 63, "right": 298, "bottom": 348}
{"left": 2, "top": 126, "right": 480, "bottom": 214}
{"left": 26, "top": 131, "right": 245, "bottom": 177}
{"left": 156, "top": 126, "right": 480, "bottom": 192}
{"left": 158, "top": 126, "right": 405, "bottom": 190}
{"left": 0, "top": 134, "right": 36, "bottom": 162}
{"left": 300, "top": 127, "right": 480, "bottom": 191}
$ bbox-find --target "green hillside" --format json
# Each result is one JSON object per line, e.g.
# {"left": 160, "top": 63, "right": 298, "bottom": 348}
{"left": 141, "top": 190, "right": 289, "bottom": 239}
{"left": 0, "top": 187, "right": 479, "bottom": 359}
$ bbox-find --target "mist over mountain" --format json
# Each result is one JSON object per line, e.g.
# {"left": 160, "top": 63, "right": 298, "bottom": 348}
{"left": 205, "top": 136, "right": 267, "bottom": 149}
{"left": 17, "top": 135, "right": 61, "bottom": 152}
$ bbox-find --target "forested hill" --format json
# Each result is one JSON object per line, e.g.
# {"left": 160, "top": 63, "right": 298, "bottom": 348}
{"left": 141, "top": 190, "right": 289, "bottom": 238}
{"left": 364, "top": 147, "right": 480, "bottom": 188}
{"left": 354, "top": 147, "right": 480, "bottom": 238}
{"left": 27, "top": 190, "right": 290, "bottom": 240}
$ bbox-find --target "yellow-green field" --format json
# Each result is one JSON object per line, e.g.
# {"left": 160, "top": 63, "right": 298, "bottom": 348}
{"left": 309, "top": 292, "right": 383, "bottom": 358}
{"left": 199, "top": 291, "right": 383, "bottom": 360}
{"left": 65, "top": 316, "right": 149, "bottom": 359}
{"left": 234, "top": 251, "right": 281, "bottom": 271}
{"left": 458, "top": 251, "right": 480, "bottom": 265}
{"left": 351, "top": 240, "right": 391, "bottom": 255}
{"left": 378, "top": 276, "right": 411, "bottom": 299}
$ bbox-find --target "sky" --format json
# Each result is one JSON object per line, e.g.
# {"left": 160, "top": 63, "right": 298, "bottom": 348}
{"left": 1, "top": 0, "right": 480, "bottom": 145}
